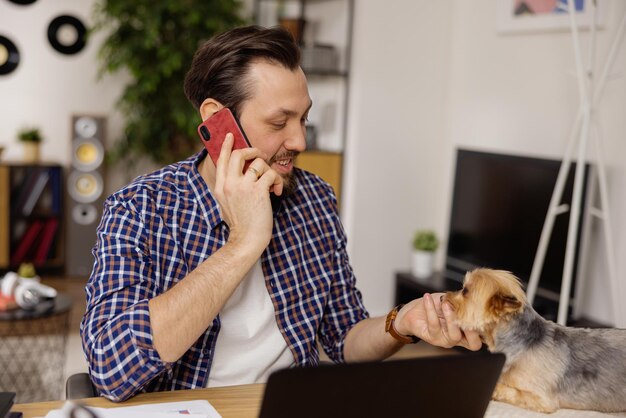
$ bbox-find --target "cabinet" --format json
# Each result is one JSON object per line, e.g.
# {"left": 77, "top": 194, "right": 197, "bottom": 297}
{"left": 394, "top": 272, "right": 607, "bottom": 327}
{"left": 395, "top": 272, "right": 461, "bottom": 305}
{"left": 254, "top": 0, "right": 354, "bottom": 204}
{"left": 0, "top": 164, "right": 64, "bottom": 274}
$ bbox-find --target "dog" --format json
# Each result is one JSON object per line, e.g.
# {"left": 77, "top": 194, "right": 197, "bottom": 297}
{"left": 443, "top": 268, "right": 626, "bottom": 413}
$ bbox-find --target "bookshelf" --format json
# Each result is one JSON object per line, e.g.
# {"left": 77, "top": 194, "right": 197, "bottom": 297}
{"left": 0, "top": 164, "right": 64, "bottom": 274}
{"left": 254, "top": 0, "right": 353, "bottom": 206}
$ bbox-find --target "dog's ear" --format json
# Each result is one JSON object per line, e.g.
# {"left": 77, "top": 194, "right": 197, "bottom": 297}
{"left": 488, "top": 292, "right": 523, "bottom": 316}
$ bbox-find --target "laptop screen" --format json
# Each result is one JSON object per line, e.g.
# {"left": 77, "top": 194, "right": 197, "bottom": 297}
{"left": 259, "top": 351, "right": 505, "bottom": 418}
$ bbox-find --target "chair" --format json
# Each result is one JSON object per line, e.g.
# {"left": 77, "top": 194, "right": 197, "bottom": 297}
{"left": 65, "top": 373, "right": 97, "bottom": 400}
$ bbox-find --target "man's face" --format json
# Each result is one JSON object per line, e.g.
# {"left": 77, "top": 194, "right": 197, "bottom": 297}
{"left": 238, "top": 60, "right": 312, "bottom": 196}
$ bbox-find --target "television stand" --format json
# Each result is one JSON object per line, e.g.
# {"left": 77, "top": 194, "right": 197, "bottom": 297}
{"left": 394, "top": 272, "right": 608, "bottom": 328}
{"left": 394, "top": 272, "right": 461, "bottom": 305}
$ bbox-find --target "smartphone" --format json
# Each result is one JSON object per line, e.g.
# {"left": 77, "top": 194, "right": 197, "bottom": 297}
{"left": 197, "top": 107, "right": 252, "bottom": 171}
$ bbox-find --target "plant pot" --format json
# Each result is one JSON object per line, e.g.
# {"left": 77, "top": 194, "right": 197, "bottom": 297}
{"left": 411, "top": 250, "right": 434, "bottom": 280}
{"left": 22, "top": 142, "right": 40, "bottom": 163}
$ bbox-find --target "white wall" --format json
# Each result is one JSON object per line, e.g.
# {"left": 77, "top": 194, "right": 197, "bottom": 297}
{"left": 345, "top": 0, "right": 626, "bottom": 327}
{"left": 0, "top": 0, "right": 127, "bottom": 167}
{"left": 2, "top": 0, "right": 625, "bottom": 327}
{"left": 343, "top": 1, "right": 454, "bottom": 312}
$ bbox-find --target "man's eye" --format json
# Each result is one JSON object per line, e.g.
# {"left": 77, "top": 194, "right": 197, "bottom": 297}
{"left": 271, "top": 122, "right": 286, "bottom": 129}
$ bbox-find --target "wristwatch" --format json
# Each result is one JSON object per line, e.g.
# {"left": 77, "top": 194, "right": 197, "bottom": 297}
{"left": 385, "top": 304, "right": 420, "bottom": 344}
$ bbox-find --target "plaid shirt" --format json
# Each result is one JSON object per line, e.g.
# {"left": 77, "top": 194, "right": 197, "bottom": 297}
{"left": 80, "top": 150, "right": 368, "bottom": 402}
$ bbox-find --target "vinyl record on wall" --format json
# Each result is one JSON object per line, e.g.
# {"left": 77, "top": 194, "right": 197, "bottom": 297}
{"left": 0, "top": 35, "right": 20, "bottom": 75}
{"left": 47, "top": 15, "right": 87, "bottom": 55}
{"left": 7, "top": 0, "right": 37, "bottom": 4}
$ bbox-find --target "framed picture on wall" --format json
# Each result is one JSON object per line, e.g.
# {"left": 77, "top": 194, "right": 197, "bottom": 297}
{"left": 497, "top": 0, "right": 607, "bottom": 34}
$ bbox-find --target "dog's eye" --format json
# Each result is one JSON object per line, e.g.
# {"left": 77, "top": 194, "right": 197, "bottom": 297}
{"left": 462, "top": 288, "right": 468, "bottom": 296}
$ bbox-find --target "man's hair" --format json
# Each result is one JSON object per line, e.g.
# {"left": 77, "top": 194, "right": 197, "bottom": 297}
{"left": 184, "top": 25, "right": 301, "bottom": 117}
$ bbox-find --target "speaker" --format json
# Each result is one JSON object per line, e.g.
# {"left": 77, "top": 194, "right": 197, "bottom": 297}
{"left": 66, "top": 115, "right": 106, "bottom": 277}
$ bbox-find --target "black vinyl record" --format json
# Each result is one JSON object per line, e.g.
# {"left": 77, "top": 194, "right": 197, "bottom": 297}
{"left": 47, "top": 15, "right": 87, "bottom": 55}
{"left": 7, "top": 0, "right": 37, "bottom": 4}
{"left": 0, "top": 35, "right": 20, "bottom": 75}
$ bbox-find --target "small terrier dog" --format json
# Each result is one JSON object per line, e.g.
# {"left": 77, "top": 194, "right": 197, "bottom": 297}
{"left": 444, "top": 268, "right": 626, "bottom": 413}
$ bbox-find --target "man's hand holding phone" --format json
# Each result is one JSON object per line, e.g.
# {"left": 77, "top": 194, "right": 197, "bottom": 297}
{"left": 209, "top": 124, "right": 283, "bottom": 256}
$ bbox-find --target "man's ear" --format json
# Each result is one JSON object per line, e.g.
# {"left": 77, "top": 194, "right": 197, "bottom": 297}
{"left": 199, "top": 98, "right": 224, "bottom": 121}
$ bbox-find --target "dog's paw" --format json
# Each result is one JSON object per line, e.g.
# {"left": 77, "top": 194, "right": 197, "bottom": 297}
{"left": 493, "top": 383, "right": 558, "bottom": 414}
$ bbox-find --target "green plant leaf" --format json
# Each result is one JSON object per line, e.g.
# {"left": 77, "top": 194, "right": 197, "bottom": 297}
{"left": 412, "top": 230, "right": 439, "bottom": 252}
{"left": 93, "top": 0, "right": 247, "bottom": 165}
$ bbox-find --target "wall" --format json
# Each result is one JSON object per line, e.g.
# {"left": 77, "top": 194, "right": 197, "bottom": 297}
{"left": 343, "top": 1, "right": 454, "bottom": 313}
{"left": 2, "top": 1, "right": 625, "bottom": 327}
{"left": 345, "top": 0, "right": 626, "bottom": 327}
{"left": 0, "top": 0, "right": 127, "bottom": 167}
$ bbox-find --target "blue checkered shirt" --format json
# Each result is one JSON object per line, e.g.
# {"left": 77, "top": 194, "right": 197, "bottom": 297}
{"left": 80, "top": 150, "right": 369, "bottom": 401}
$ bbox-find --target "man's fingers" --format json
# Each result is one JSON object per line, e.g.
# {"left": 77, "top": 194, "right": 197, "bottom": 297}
{"left": 430, "top": 292, "right": 446, "bottom": 319}
{"left": 257, "top": 169, "right": 284, "bottom": 195}
{"left": 215, "top": 133, "right": 234, "bottom": 192}
{"left": 463, "top": 329, "right": 483, "bottom": 351}
{"left": 245, "top": 159, "right": 267, "bottom": 181}
{"left": 228, "top": 147, "right": 266, "bottom": 178}
{"left": 442, "top": 302, "right": 462, "bottom": 342}
{"left": 424, "top": 293, "right": 441, "bottom": 333}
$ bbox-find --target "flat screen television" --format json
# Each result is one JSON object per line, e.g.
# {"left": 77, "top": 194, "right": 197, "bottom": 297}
{"left": 445, "top": 149, "right": 589, "bottom": 320}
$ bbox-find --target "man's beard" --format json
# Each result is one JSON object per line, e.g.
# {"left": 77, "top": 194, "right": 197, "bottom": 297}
{"left": 270, "top": 151, "right": 299, "bottom": 197}
{"left": 280, "top": 171, "right": 297, "bottom": 197}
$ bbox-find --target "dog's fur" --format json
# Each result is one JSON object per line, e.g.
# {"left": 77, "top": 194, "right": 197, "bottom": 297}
{"left": 443, "top": 268, "right": 626, "bottom": 413}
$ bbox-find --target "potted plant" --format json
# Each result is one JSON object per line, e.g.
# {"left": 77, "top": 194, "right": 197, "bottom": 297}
{"left": 17, "top": 127, "right": 43, "bottom": 163}
{"left": 92, "top": 0, "right": 246, "bottom": 168}
{"left": 411, "top": 230, "right": 439, "bottom": 280}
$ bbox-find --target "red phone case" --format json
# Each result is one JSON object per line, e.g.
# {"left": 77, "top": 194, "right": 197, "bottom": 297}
{"left": 197, "top": 108, "right": 252, "bottom": 170}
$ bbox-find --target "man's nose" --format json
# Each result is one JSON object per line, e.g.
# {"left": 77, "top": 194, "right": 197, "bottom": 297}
{"left": 285, "top": 125, "right": 307, "bottom": 152}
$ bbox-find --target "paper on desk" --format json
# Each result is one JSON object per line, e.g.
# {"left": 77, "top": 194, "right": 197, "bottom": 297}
{"left": 44, "top": 400, "right": 221, "bottom": 418}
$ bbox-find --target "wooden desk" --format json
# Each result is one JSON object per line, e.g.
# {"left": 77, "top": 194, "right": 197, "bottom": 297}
{"left": 13, "top": 382, "right": 626, "bottom": 418}
{"left": 12, "top": 383, "right": 264, "bottom": 418}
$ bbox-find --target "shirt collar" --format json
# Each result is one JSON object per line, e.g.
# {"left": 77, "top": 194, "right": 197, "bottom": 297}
{"left": 187, "top": 149, "right": 224, "bottom": 231}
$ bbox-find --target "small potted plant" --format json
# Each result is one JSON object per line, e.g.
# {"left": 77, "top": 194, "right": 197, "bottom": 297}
{"left": 17, "top": 127, "right": 43, "bottom": 162}
{"left": 411, "top": 230, "right": 439, "bottom": 280}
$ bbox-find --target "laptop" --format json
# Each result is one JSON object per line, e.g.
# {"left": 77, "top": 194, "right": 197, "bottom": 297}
{"left": 259, "top": 351, "right": 505, "bottom": 418}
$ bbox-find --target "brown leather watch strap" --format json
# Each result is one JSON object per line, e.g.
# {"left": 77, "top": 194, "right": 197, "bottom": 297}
{"left": 385, "top": 304, "right": 420, "bottom": 344}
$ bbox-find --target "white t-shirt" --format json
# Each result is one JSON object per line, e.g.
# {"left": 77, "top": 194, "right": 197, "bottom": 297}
{"left": 207, "top": 260, "right": 294, "bottom": 387}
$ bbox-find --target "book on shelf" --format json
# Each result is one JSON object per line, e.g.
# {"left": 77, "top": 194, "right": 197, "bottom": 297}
{"left": 34, "top": 218, "right": 59, "bottom": 264}
{"left": 49, "top": 166, "right": 62, "bottom": 215}
{"left": 10, "top": 166, "right": 62, "bottom": 217}
{"left": 12, "top": 167, "right": 40, "bottom": 215}
{"left": 21, "top": 170, "right": 50, "bottom": 216}
{"left": 10, "top": 219, "right": 44, "bottom": 265}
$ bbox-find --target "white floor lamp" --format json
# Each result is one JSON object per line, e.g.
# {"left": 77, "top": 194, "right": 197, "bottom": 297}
{"left": 526, "top": 0, "right": 625, "bottom": 327}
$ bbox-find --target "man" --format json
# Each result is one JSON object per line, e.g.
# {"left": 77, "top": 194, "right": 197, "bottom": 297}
{"left": 81, "top": 25, "right": 481, "bottom": 402}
